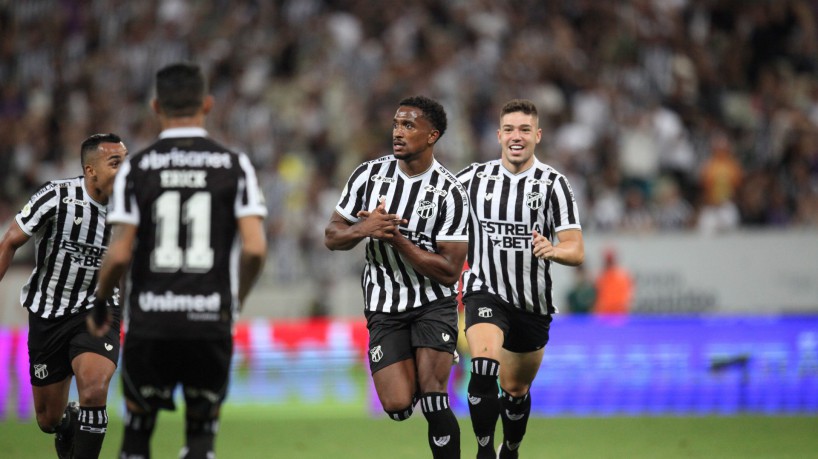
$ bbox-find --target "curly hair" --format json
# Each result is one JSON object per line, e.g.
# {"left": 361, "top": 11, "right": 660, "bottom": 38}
{"left": 398, "top": 95, "right": 447, "bottom": 141}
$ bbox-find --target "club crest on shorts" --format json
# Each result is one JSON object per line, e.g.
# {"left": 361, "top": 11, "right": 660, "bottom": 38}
{"left": 369, "top": 345, "right": 383, "bottom": 363}
{"left": 526, "top": 191, "right": 544, "bottom": 210}
{"left": 478, "top": 307, "right": 493, "bottom": 318}
{"left": 34, "top": 364, "right": 48, "bottom": 379}
{"left": 415, "top": 200, "right": 436, "bottom": 219}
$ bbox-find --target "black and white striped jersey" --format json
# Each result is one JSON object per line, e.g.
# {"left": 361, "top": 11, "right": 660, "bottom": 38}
{"left": 108, "top": 127, "right": 267, "bottom": 339}
{"left": 335, "top": 155, "right": 469, "bottom": 313}
{"left": 15, "top": 177, "right": 116, "bottom": 319}
{"left": 457, "top": 158, "right": 581, "bottom": 315}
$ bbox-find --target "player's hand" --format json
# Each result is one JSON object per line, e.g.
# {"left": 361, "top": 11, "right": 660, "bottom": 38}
{"left": 87, "top": 297, "right": 112, "bottom": 337}
{"left": 357, "top": 197, "right": 406, "bottom": 241}
{"left": 532, "top": 230, "right": 556, "bottom": 261}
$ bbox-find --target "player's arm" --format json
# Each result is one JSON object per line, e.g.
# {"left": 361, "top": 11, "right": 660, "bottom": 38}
{"left": 0, "top": 221, "right": 30, "bottom": 282}
{"left": 532, "top": 228, "right": 584, "bottom": 266}
{"left": 389, "top": 235, "right": 468, "bottom": 287}
{"left": 237, "top": 215, "right": 267, "bottom": 307}
{"left": 88, "top": 223, "right": 136, "bottom": 336}
{"left": 324, "top": 199, "right": 406, "bottom": 251}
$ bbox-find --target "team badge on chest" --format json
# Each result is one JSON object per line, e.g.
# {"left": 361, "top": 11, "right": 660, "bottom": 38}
{"left": 525, "top": 191, "right": 544, "bottom": 210}
{"left": 416, "top": 200, "right": 436, "bottom": 219}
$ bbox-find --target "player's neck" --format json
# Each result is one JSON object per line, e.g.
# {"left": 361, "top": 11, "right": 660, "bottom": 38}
{"left": 83, "top": 177, "right": 108, "bottom": 205}
{"left": 160, "top": 114, "right": 206, "bottom": 130}
{"left": 398, "top": 156, "right": 434, "bottom": 177}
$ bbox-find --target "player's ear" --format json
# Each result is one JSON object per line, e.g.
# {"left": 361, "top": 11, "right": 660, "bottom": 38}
{"left": 151, "top": 98, "right": 161, "bottom": 115}
{"left": 202, "top": 95, "right": 214, "bottom": 115}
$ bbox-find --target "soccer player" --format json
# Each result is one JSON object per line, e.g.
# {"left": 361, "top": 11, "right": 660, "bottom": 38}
{"left": 325, "top": 96, "right": 469, "bottom": 459}
{"left": 88, "top": 62, "right": 268, "bottom": 459}
{"left": 457, "top": 99, "right": 584, "bottom": 459}
{"left": 0, "top": 133, "right": 127, "bottom": 458}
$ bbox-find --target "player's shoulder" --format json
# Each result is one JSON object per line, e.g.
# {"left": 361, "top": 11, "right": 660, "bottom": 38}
{"left": 130, "top": 138, "right": 242, "bottom": 172}
{"left": 31, "top": 176, "right": 82, "bottom": 200}
{"left": 433, "top": 161, "right": 468, "bottom": 196}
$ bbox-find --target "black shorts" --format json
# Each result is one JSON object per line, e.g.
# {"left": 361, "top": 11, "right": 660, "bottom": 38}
{"left": 463, "top": 292, "right": 553, "bottom": 353}
{"left": 120, "top": 335, "right": 233, "bottom": 413}
{"left": 365, "top": 296, "right": 459, "bottom": 374}
{"left": 27, "top": 309, "right": 121, "bottom": 387}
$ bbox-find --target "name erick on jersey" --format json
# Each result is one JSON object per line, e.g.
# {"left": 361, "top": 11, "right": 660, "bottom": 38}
{"left": 335, "top": 156, "right": 469, "bottom": 313}
{"left": 15, "top": 177, "right": 114, "bottom": 319}
{"left": 107, "top": 128, "right": 267, "bottom": 339}
{"left": 457, "top": 158, "right": 581, "bottom": 315}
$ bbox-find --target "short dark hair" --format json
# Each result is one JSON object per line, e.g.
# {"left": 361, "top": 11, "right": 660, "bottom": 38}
{"left": 501, "top": 99, "right": 538, "bottom": 120}
{"left": 398, "top": 95, "right": 447, "bottom": 140}
{"left": 155, "top": 62, "right": 207, "bottom": 117}
{"left": 80, "top": 133, "right": 122, "bottom": 166}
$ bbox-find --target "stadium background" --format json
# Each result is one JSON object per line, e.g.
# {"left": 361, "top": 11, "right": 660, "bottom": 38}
{"left": 1, "top": 1, "right": 817, "bottom": 457}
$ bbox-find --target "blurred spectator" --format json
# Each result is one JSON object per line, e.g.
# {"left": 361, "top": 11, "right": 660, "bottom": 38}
{"left": 2, "top": 0, "right": 818, "bottom": 301}
{"left": 697, "top": 131, "right": 743, "bottom": 234}
{"left": 566, "top": 265, "right": 597, "bottom": 315}
{"left": 593, "top": 248, "right": 634, "bottom": 315}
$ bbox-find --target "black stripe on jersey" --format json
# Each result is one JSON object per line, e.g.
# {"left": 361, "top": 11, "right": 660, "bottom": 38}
{"left": 402, "top": 180, "right": 422, "bottom": 224}
{"left": 339, "top": 164, "right": 368, "bottom": 212}
{"left": 558, "top": 176, "right": 576, "bottom": 224}
{"left": 484, "top": 165, "right": 501, "bottom": 292}
{"left": 513, "top": 176, "right": 528, "bottom": 312}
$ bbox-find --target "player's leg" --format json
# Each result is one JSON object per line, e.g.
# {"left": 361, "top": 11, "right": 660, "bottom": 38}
{"left": 416, "top": 347, "right": 461, "bottom": 459}
{"left": 27, "top": 311, "right": 79, "bottom": 458}
{"left": 119, "top": 337, "right": 168, "bottom": 459}
{"left": 32, "top": 378, "right": 75, "bottom": 459}
{"left": 496, "top": 348, "right": 544, "bottom": 459}
{"left": 413, "top": 297, "right": 461, "bottom": 459}
{"left": 463, "top": 293, "right": 509, "bottom": 459}
{"left": 495, "top": 310, "right": 552, "bottom": 459}
{"left": 71, "top": 352, "right": 116, "bottom": 459}
{"left": 70, "top": 312, "right": 120, "bottom": 459}
{"left": 465, "top": 323, "right": 503, "bottom": 459}
{"left": 367, "top": 310, "right": 418, "bottom": 420}
{"left": 179, "top": 337, "right": 232, "bottom": 459}
{"left": 372, "top": 359, "right": 418, "bottom": 419}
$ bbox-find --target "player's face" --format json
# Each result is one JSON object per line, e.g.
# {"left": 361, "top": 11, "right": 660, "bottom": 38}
{"left": 89, "top": 142, "right": 128, "bottom": 201}
{"left": 498, "top": 111, "right": 541, "bottom": 172}
{"left": 392, "top": 106, "right": 437, "bottom": 161}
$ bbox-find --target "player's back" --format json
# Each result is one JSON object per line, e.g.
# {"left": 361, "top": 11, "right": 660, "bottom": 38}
{"left": 109, "top": 130, "right": 266, "bottom": 339}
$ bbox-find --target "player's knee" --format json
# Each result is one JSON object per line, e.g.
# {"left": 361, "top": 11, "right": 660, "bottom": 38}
{"left": 384, "top": 403, "right": 414, "bottom": 421}
{"left": 500, "top": 384, "right": 530, "bottom": 399}
{"left": 35, "top": 409, "right": 62, "bottom": 433}
{"left": 78, "top": 383, "right": 110, "bottom": 406}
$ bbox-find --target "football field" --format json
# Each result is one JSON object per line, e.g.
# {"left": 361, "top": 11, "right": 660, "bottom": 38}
{"left": 1, "top": 404, "right": 815, "bottom": 458}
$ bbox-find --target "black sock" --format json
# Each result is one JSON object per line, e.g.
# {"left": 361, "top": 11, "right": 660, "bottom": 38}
{"left": 499, "top": 388, "right": 531, "bottom": 456}
{"left": 467, "top": 357, "right": 500, "bottom": 458}
{"left": 120, "top": 410, "right": 156, "bottom": 459}
{"left": 72, "top": 405, "right": 107, "bottom": 459}
{"left": 180, "top": 417, "right": 218, "bottom": 459}
{"left": 419, "top": 392, "right": 460, "bottom": 459}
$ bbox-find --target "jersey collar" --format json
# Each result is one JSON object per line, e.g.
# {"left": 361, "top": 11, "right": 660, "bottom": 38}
{"left": 159, "top": 127, "right": 209, "bottom": 139}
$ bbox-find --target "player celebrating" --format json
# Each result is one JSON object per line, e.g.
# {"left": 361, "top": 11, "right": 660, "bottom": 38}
{"left": 325, "top": 96, "right": 469, "bottom": 458}
{"left": 0, "top": 133, "right": 127, "bottom": 458}
{"left": 88, "top": 62, "right": 267, "bottom": 459}
{"left": 457, "top": 99, "right": 584, "bottom": 458}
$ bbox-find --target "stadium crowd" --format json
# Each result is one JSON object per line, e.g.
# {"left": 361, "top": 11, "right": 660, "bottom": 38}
{"left": 2, "top": 0, "right": 818, "bottom": 274}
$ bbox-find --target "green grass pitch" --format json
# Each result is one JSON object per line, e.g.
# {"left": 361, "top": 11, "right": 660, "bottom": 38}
{"left": 1, "top": 403, "right": 815, "bottom": 458}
